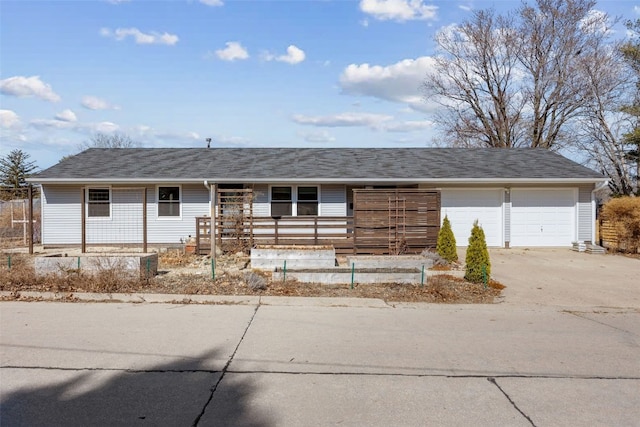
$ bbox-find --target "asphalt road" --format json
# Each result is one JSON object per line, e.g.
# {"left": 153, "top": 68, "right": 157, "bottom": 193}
{"left": 1, "top": 300, "right": 638, "bottom": 426}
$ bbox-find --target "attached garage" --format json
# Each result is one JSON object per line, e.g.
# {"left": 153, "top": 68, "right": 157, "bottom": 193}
{"left": 441, "top": 189, "right": 503, "bottom": 247}
{"left": 510, "top": 189, "right": 576, "bottom": 247}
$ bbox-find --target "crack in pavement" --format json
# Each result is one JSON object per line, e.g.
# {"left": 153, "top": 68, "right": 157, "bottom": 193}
{"left": 488, "top": 377, "right": 536, "bottom": 426}
{"left": 0, "top": 366, "right": 219, "bottom": 374}
{"left": 564, "top": 310, "right": 639, "bottom": 336}
{"left": 2, "top": 365, "right": 638, "bottom": 381}
{"left": 191, "top": 300, "right": 261, "bottom": 426}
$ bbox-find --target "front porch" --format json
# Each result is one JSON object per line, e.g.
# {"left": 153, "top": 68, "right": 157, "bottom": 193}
{"left": 196, "top": 188, "right": 441, "bottom": 256}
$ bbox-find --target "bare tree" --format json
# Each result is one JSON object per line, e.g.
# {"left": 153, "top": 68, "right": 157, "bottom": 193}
{"left": 79, "top": 132, "right": 141, "bottom": 150}
{"left": 427, "top": 9, "right": 525, "bottom": 147}
{"left": 424, "top": 0, "right": 615, "bottom": 150}
{"left": 573, "top": 27, "right": 636, "bottom": 195}
{"left": 620, "top": 19, "right": 640, "bottom": 194}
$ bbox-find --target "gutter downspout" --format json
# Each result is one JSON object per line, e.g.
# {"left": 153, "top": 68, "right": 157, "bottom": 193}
{"left": 591, "top": 180, "right": 609, "bottom": 245}
{"left": 204, "top": 180, "right": 216, "bottom": 260}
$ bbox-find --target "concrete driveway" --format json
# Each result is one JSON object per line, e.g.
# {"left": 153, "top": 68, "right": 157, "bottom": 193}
{"left": 487, "top": 248, "right": 640, "bottom": 309}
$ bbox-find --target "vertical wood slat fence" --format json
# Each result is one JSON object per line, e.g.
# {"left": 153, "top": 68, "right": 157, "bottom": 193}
{"left": 353, "top": 189, "right": 440, "bottom": 255}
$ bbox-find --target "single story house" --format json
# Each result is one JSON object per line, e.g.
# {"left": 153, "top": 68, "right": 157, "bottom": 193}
{"left": 28, "top": 147, "right": 606, "bottom": 252}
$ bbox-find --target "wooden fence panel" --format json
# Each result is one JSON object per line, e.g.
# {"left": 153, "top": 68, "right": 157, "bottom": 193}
{"left": 353, "top": 189, "right": 440, "bottom": 255}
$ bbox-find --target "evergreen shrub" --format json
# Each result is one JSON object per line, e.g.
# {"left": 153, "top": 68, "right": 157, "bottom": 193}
{"left": 464, "top": 220, "right": 491, "bottom": 283}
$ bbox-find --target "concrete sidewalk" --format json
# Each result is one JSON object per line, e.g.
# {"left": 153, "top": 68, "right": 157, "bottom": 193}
{"left": 1, "top": 301, "right": 638, "bottom": 426}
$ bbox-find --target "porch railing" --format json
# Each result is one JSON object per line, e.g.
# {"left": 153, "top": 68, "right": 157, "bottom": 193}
{"left": 196, "top": 216, "right": 354, "bottom": 254}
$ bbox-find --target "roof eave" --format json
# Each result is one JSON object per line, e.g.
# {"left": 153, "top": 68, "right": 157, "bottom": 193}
{"left": 29, "top": 177, "right": 607, "bottom": 185}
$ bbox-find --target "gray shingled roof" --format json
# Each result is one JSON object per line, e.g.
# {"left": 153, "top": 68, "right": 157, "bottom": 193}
{"left": 31, "top": 147, "right": 605, "bottom": 183}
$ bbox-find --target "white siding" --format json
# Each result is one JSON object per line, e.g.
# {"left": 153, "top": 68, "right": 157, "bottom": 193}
{"left": 320, "top": 184, "right": 346, "bottom": 216}
{"left": 577, "top": 184, "right": 593, "bottom": 242}
{"left": 86, "top": 188, "right": 144, "bottom": 244}
{"left": 41, "top": 185, "right": 82, "bottom": 245}
{"left": 42, "top": 184, "right": 210, "bottom": 246}
{"left": 504, "top": 190, "right": 511, "bottom": 245}
{"left": 252, "top": 184, "right": 269, "bottom": 217}
{"left": 147, "top": 184, "right": 210, "bottom": 244}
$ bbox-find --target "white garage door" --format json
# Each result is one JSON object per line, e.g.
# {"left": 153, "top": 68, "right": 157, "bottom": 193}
{"left": 441, "top": 189, "right": 503, "bottom": 247}
{"left": 510, "top": 189, "right": 575, "bottom": 247}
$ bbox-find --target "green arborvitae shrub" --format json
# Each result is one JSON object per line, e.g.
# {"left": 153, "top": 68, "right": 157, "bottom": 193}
{"left": 464, "top": 220, "right": 491, "bottom": 283}
{"left": 436, "top": 215, "right": 458, "bottom": 262}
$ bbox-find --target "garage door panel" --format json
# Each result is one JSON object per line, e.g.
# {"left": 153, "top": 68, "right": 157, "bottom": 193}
{"left": 511, "top": 189, "right": 575, "bottom": 247}
{"left": 441, "top": 189, "right": 502, "bottom": 247}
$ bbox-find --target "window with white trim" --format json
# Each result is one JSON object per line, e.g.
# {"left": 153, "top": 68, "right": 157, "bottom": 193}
{"left": 297, "top": 186, "right": 318, "bottom": 216}
{"left": 158, "top": 186, "right": 181, "bottom": 217}
{"left": 87, "top": 188, "right": 110, "bottom": 218}
{"left": 270, "top": 186, "right": 319, "bottom": 217}
{"left": 271, "top": 186, "right": 292, "bottom": 216}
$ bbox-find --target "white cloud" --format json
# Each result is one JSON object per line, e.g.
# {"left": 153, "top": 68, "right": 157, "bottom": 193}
{"left": 298, "top": 130, "right": 336, "bottom": 143}
{"left": 30, "top": 119, "right": 74, "bottom": 130}
{"left": 30, "top": 117, "right": 120, "bottom": 134}
{"left": 293, "top": 111, "right": 433, "bottom": 133}
{"left": 635, "top": 6, "right": 640, "bottom": 15}
{"left": 0, "top": 75, "right": 61, "bottom": 102}
{"left": 107, "top": 0, "right": 131, "bottom": 4}
{"left": 382, "top": 119, "right": 433, "bottom": 132}
{"left": 0, "top": 109, "right": 21, "bottom": 129}
{"left": 100, "top": 27, "right": 179, "bottom": 46}
{"left": 339, "top": 56, "right": 437, "bottom": 112}
{"left": 359, "top": 0, "right": 438, "bottom": 22}
{"left": 579, "top": 9, "right": 612, "bottom": 35}
{"left": 293, "top": 112, "right": 392, "bottom": 128}
{"left": 93, "top": 121, "right": 120, "bottom": 133}
{"left": 55, "top": 109, "right": 77, "bottom": 122}
{"left": 263, "top": 45, "right": 306, "bottom": 64}
{"left": 199, "top": 0, "right": 224, "bottom": 6}
{"left": 458, "top": 3, "right": 472, "bottom": 12}
{"left": 214, "top": 41, "right": 249, "bottom": 61}
{"left": 81, "top": 96, "right": 119, "bottom": 110}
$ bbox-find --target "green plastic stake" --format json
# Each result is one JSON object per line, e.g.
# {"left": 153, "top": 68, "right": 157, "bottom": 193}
{"left": 283, "top": 260, "right": 287, "bottom": 283}
{"left": 146, "top": 257, "right": 151, "bottom": 281}
{"left": 211, "top": 259, "right": 216, "bottom": 280}
{"left": 421, "top": 264, "right": 425, "bottom": 287}
{"left": 77, "top": 257, "right": 81, "bottom": 273}
{"left": 8, "top": 255, "right": 11, "bottom": 270}
{"left": 350, "top": 262, "right": 355, "bottom": 289}
{"left": 482, "top": 265, "right": 487, "bottom": 289}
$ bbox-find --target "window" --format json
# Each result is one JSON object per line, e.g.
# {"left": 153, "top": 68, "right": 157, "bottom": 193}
{"left": 87, "top": 188, "right": 110, "bottom": 218}
{"left": 271, "top": 186, "right": 292, "bottom": 216}
{"left": 158, "top": 186, "right": 181, "bottom": 217}
{"left": 297, "top": 186, "right": 318, "bottom": 216}
{"left": 270, "top": 186, "right": 319, "bottom": 216}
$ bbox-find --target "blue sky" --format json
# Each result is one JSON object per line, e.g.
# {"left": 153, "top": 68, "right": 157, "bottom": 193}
{"left": 1, "top": 0, "right": 638, "bottom": 170}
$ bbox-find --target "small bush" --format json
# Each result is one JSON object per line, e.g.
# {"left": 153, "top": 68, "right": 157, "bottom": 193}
{"left": 436, "top": 215, "right": 458, "bottom": 262}
{"left": 244, "top": 271, "right": 267, "bottom": 291}
{"left": 601, "top": 197, "right": 640, "bottom": 253}
{"left": 465, "top": 220, "right": 491, "bottom": 283}
{"left": 421, "top": 249, "right": 449, "bottom": 267}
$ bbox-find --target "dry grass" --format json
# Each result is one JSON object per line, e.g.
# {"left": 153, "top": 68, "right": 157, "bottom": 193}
{"left": 1, "top": 252, "right": 504, "bottom": 304}
{"left": 0, "top": 253, "right": 146, "bottom": 294}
